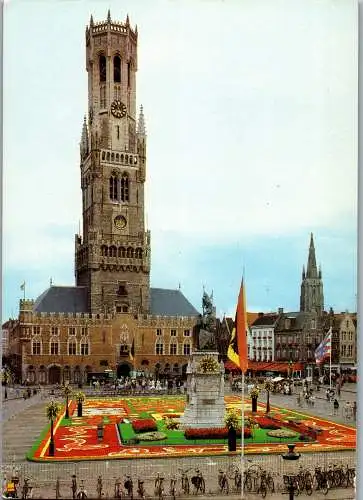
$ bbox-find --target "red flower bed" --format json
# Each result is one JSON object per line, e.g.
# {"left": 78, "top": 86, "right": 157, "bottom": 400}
{"left": 185, "top": 427, "right": 251, "bottom": 440}
{"left": 253, "top": 416, "right": 280, "bottom": 430}
{"left": 131, "top": 418, "right": 157, "bottom": 433}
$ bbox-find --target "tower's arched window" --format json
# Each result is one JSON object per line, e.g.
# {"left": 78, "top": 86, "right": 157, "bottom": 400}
{"left": 114, "top": 55, "right": 121, "bottom": 83}
{"left": 109, "top": 175, "right": 118, "bottom": 201}
{"left": 99, "top": 55, "right": 107, "bottom": 82}
{"left": 127, "top": 61, "right": 131, "bottom": 87}
{"left": 120, "top": 174, "right": 129, "bottom": 202}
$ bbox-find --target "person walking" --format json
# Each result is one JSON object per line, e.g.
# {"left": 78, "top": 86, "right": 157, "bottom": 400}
{"left": 333, "top": 398, "right": 339, "bottom": 416}
{"left": 353, "top": 401, "right": 357, "bottom": 421}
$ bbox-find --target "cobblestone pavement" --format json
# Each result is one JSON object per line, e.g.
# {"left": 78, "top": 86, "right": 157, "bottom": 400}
{"left": 1, "top": 384, "right": 356, "bottom": 499}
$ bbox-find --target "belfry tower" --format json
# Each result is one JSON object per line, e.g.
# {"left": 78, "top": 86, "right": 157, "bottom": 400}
{"left": 75, "top": 11, "right": 151, "bottom": 314}
{"left": 300, "top": 233, "right": 324, "bottom": 314}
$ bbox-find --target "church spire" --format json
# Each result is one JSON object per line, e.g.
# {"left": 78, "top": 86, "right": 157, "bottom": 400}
{"left": 107, "top": 9, "right": 111, "bottom": 23}
{"left": 306, "top": 232, "right": 318, "bottom": 278}
{"left": 137, "top": 105, "right": 146, "bottom": 135}
{"left": 300, "top": 232, "right": 324, "bottom": 314}
{"left": 80, "top": 115, "right": 89, "bottom": 157}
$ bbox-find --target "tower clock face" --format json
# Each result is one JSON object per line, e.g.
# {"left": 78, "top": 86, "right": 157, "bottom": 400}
{"left": 114, "top": 215, "right": 127, "bottom": 229}
{"left": 111, "top": 100, "right": 127, "bottom": 118}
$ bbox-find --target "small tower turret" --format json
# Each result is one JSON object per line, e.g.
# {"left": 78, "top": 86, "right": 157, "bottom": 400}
{"left": 80, "top": 115, "right": 89, "bottom": 158}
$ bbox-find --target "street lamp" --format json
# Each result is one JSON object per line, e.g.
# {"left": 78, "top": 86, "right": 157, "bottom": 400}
{"left": 281, "top": 444, "right": 300, "bottom": 500}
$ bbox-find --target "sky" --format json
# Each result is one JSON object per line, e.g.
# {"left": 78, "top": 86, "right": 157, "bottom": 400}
{"left": 2, "top": 0, "right": 358, "bottom": 321}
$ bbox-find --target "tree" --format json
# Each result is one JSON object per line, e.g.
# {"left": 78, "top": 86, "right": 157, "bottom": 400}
{"left": 46, "top": 401, "right": 61, "bottom": 456}
{"left": 74, "top": 391, "right": 86, "bottom": 417}
{"left": 264, "top": 380, "right": 274, "bottom": 414}
{"left": 62, "top": 384, "right": 73, "bottom": 419}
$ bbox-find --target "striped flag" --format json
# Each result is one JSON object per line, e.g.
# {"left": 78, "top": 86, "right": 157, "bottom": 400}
{"left": 227, "top": 279, "right": 248, "bottom": 373}
{"left": 315, "top": 327, "right": 332, "bottom": 365}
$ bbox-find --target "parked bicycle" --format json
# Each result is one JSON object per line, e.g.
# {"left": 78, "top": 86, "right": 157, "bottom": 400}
{"left": 76, "top": 480, "right": 87, "bottom": 499}
{"left": 21, "top": 478, "right": 33, "bottom": 499}
{"left": 96, "top": 475, "right": 103, "bottom": 499}
{"left": 124, "top": 475, "right": 133, "bottom": 499}
{"left": 154, "top": 473, "right": 165, "bottom": 499}
{"left": 314, "top": 467, "right": 330, "bottom": 495}
{"left": 191, "top": 470, "right": 205, "bottom": 495}
{"left": 178, "top": 468, "right": 190, "bottom": 495}
{"left": 169, "top": 475, "right": 177, "bottom": 500}
{"left": 295, "top": 466, "right": 312, "bottom": 495}
{"left": 114, "top": 477, "right": 122, "bottom": 499}
{"left": 218, "top": 470, "right": 229, "bottom": 494}
{"left": 137, "top": 478, "right": 146, "bottom": 499}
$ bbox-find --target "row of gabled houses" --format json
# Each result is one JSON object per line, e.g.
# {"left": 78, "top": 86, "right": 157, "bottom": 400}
{"left": 216, "top": 308, "right": 357, "bottom": 379}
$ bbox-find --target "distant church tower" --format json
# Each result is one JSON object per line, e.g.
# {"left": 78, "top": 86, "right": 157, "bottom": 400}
{"left": 300, "top": 233, "right": 324, "bottom": 313}
{"left": 75, "top": 11, "right": 151, "bottom": 314}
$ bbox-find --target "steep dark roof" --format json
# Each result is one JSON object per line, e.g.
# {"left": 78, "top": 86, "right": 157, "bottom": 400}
{"left": 33, "top": 286, "right": 88, "bottom": 313}
{"left": 251, "top": 314, "right": 279, "bottom": 327}
{"left": 33, "top": 286, "right": 199, "bottom": 317}
{"left": 150, "top": 288, "right": 199, "bottom": 316}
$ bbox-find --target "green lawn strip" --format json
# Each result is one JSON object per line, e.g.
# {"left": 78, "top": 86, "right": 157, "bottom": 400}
{"left": 118, "top": 420, "right": 300, "bottom": 447}
{"left": 26, "top": 423, "right": 52, "bottom": 460}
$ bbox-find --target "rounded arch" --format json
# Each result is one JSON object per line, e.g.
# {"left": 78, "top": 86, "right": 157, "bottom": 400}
{"left": 101, "top": 245, "right": 108, "bottom": 257}
{"left": 48, "top": 365, "right": 61, "bottom": 385}
{"left": 110, "top": 245, "right": 117, "bottom": 257}
{"left": 117, "top": 362, "right": 132, "bottom": 379}
{"left": 127, "top": 247, "right": 134, "bottom": 258}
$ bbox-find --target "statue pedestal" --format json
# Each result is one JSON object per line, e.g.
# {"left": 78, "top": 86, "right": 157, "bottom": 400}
{"left": 180, "top": 351, "right": 225, "bottom": 429}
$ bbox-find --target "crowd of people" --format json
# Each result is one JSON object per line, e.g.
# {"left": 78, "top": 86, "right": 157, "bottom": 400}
{"left": 89, "top": 375, "right": 185, "bottom": 395}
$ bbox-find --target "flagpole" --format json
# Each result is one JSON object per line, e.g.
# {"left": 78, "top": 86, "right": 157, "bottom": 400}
{"left": 329, "top": 331, "right": 332, "bottom": 391}
{"left": 241, "top": 370, "right": 245, "bottom": 499}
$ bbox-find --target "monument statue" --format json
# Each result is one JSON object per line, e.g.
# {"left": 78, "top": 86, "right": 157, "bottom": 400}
{"left": 195, "top": 290, "right": 217, "bottom": 351}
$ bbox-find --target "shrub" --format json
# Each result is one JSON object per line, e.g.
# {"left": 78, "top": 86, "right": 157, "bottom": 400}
{"left": 254, "top": 416, "right": 281, "bottom": 430}
{"left": 184, "top": 427, "right": 251, "bottom": 440}
{"left": 132, "top": 418, "right": 157, "bottom": 433}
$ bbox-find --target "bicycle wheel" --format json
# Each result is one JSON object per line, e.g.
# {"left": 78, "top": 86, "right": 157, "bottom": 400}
{"left": 267, "top": 475, "right": 274, "bottom": 493}
{"left": 200, "top": 478, "right": 205, "bottom": 494}
{"left": 305, "top": 477, "right": 313, "bottom": 496}
{"left": 244, "top": 475, "right": 252, "bottom": 492}
{"left": 322, "top": 479, "right": 329, "bottom": 496}
{"left": 260, "top": 482, "right": 267, "bottom": 499}
{"left": 182, "top": 478, "right": 189, "bottom": 494}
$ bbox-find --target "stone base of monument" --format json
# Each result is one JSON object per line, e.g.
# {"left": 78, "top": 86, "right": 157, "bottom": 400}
{"left": 180, "top": 351, "right": 226, "bottom": 429}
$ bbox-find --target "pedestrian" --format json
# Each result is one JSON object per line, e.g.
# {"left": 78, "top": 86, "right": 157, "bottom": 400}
{"left": 333, "top": 398, "right": 339, "bottom": 416}
{"left": 353, "top": 401, "right": 357, "bottom": 421}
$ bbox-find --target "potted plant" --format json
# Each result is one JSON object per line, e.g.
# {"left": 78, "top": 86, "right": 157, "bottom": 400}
{"left": 46, "top": 400, "right": 61, "bottom": 456}
{"left": 249, "top": 387, "right": 259, "bottom": 413}
{"left": 225, "top": 409, "right": 239, "bottom": 452}
{"left": 264, "top": 380, "right": 274, "bottom": 414}
{"left": 74, "top": 391, "right": 85, "bottom": 417}
{"left": 62, "top": 384, "right": 73, "bottom": 419}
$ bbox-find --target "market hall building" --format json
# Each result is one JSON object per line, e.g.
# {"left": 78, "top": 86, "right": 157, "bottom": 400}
{"left": 8, "top": 12, "right": 199, "bottom": 385}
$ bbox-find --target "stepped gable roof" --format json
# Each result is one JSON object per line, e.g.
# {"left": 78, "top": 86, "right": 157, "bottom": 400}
{"left": 33, "top": 286, "right": 88, "bottom": 313}
{"left": 150, "top": 288, "right": 199, "bottom": 317}
{"left": 251, "top": 313, "right": 279, "bottom": 327}
{"left": 33, "top": 286, "right": 199, "bottom": 317}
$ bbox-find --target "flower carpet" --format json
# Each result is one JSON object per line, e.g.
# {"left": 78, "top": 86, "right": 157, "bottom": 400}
{"left": 28, "top": 396, "right": 356, "bottom": 461}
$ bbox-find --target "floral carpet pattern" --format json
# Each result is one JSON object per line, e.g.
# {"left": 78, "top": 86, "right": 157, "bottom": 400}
{"left": 29, "top": 396, "right": 356, "bottom": 461}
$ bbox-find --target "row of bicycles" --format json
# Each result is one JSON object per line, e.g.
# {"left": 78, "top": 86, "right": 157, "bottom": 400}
{"left": 283, "top": 463, "right": 356, "bottom": 496}
{"left": 3, "top": 461, "right": 355, "bottom": 499}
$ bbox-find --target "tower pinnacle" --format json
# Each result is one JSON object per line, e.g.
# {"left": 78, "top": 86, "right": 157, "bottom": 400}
{"left": 107, "top": 9, "right": 111, "bottom": 23}
{"left": 80, "top": 115, "right": 89, "bottom": 157}
{"left": 306, "top": 232, "right": 317, "bottom": 278}
{"left": 137, "top": 105, "right": 146, "bottom": 135}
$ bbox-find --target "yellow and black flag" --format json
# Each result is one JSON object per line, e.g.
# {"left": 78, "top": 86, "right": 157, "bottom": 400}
{"left": 129, "top": 338, "right": 135, "bottom": 361}
{"left": 227, "top": 279, "right": 248, "bottom": 373}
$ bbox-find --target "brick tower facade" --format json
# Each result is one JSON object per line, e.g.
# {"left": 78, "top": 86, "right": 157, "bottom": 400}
{"left": 75, "top": 11, "right": 151, "bottom": 314}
